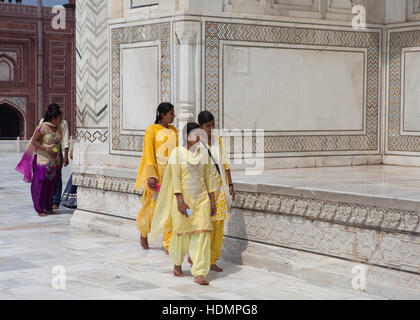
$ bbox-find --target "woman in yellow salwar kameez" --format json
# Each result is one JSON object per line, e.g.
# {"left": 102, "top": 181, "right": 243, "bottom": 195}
{"left": 197, "top": 111, "right": 235, "bottom": 272}
{"left": 150, "top": 122, "right": 218, "bottom": 285}
{"left": 134, "top": 102, "right": 178, "bottom": 252}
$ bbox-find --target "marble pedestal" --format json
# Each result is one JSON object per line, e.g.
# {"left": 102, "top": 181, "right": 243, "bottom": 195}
{"left": 71, "top": 164, "right": 420, "bottom": 299}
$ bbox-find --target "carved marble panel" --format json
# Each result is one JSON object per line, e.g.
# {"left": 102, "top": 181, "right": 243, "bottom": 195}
{"left": 110, "top": 22, "right": 171, "bottom": 155}
{"left": 205, "top": 21, "right": 381, "bottom": 154}
{"left": 387, "top": 28, "right": 420, "bottom": 152}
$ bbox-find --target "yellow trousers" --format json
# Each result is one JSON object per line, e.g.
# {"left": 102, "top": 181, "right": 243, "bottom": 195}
{"left": 169, "top": 232, "right": 211, "bottom": 277}
{"left": 210, "top": 220, "right": 225, "bottom": 265}
{"left": 136, "top": 189, "right": 172, "bottom": 250}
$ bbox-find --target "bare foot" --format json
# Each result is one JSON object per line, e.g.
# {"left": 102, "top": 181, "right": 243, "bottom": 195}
{"left": 210, "top": 264, "right": 223, "bottom": 272}
{"left": 174, "top": 265, "right": 184, "bottom": 277}
{"left": 52, "top": 205, "right": 59, "bottom": 210}
{"left": 140, "top": 236, "right": 149, "bottom": 250}
{"left": 187, "top": 255, "right": 193, "bottom": 266}
{"left": 45, "top": 211, "right": 58, "bottom": 215}
{"left": 38, "top": 213, "right": 48, "bottom": 217}
{"left": 165, "top": 249, "right": 169, "bottom": 255}
{"left": 194, "top": 275, "right": 209, "bottom": 285}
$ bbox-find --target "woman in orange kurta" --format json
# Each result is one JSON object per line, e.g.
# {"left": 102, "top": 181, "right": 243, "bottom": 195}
{"left": 134, "top": 103, "right": 178, "bottom": 252}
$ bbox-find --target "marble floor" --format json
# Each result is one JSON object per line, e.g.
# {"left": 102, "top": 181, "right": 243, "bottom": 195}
{"left": 0, "top": 152, "right": 386, "bottom": 300}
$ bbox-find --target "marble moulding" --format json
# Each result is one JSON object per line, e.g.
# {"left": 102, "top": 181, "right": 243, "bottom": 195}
{"left": 73, "top": 172, "right": 420, "bottom": 270}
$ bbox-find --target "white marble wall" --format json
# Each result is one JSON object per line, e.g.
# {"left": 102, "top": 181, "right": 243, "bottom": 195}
{"left": 384, "top": 23, "right": 420, "bottom": 166}
{"left": 223, "top": 45, "right": 365, "bottom": 133}
{"left": 74, "top": 0, "right": 420, "bottom": 173}
{"left": 121, "top": 44, "right": 160, "bottom": 133}
{"left": 122, "top": 0, "right": 420, "bottom": 23}
{"left": 402, "top": 50, "right": 420, "bottom": 133}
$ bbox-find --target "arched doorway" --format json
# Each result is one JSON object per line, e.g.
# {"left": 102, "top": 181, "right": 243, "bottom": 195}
{"left": 0, "top": 103, "right": 23, "bottom": 140}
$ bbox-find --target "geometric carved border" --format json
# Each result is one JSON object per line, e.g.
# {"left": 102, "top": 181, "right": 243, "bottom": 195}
{"left": 0, "top": 96, "right": 27, "bottom": 114}
{"left": 76, "top": 128, "right": 108, "bottom": 144}
{"left": 205, "top": 22, "right": 381, "bottom": 153}
{"left": 388, "top": 29, "right": 420, "bottom": 152}
{"left": 110, "top": 22, "right": 171, "bottom": 154}
{"left": 73, "top": 173, "right": 140, "bottom": 195}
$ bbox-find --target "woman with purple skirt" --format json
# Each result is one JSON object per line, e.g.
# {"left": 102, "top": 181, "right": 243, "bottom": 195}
{"left": 16, "top": 104, "right": 63, "bottom": 217}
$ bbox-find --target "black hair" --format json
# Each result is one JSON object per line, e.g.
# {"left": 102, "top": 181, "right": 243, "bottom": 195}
{"left": 43, "top": 103, "right": 62, "bottom": 123}
{"left": 197, "top": 110, "right": 215, "bottom": 126}
{"left": 155, "top": 102, "right": 174, "bottom": 124}
{"left": 182, "top": 122, "right": 201, "bottom": 144}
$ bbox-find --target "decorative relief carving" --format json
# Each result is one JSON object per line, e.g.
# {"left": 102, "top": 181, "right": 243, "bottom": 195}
{"left": 73, "top": 172, "right": 420, "bottom": 239}
{"left": 111, "top": 22, "right": 171, "bottom": 153}
{"left": 0, "top": 96, "right": 27, "bottom": 114}
{"left": 73, "top": 173, "right": 141, "bottom": 195}
{"left": 205, "top": 21, "right": 380, "bottom": 153}
{"left": 227, "top": 207, "right": 420, "bottom": 273}
{"left": 232, "top": 191, "right": 420, "bottom": 235}
{"left": 388, "top": 29, "right": 420, "bottom": 152}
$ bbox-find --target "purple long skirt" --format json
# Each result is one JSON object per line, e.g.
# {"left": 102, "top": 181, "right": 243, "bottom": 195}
{"left": 31, "top": 155, "right": 62, "bottom": 214}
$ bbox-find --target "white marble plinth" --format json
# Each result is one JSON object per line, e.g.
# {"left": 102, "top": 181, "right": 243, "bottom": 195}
{"left": 221, "top": 237, "right": 420, "bottom": 300}
{"left": 71, "top": 164, "right": 420, "bottom": 299}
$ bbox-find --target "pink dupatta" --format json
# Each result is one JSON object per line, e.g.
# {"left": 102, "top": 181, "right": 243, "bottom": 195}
{"left": 15, "top": 122, "right": 60, "bottom": 183}
{"left": 15, "top": 124, "right": 43, "bottom": 183}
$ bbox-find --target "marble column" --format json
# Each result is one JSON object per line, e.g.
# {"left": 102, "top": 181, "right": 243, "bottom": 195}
{"left": 175, "top": 21, "right": 200, "bottom": 139}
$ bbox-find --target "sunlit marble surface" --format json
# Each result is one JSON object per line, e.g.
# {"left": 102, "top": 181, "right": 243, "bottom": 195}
{"left": 232, "top": 165, "right": 420, "bottom": 210}
{"left": 0, "top": 153, "right": 383, "bottom": 300}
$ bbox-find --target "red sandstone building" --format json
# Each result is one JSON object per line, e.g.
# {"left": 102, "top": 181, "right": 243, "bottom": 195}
{"left": 0, "top": 0, "right": 75, "bottom": 140}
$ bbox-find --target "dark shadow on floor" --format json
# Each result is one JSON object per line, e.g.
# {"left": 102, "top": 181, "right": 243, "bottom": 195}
{"left": 56, "top": 208, "right": 75, "bottom": 215}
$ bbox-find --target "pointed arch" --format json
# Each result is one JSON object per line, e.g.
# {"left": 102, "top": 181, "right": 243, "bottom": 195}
{"left": 0, "top": 100, "right": 26, "bottom": 139}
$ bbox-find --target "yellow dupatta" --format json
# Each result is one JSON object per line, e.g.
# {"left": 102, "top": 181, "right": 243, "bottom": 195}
{"left": 134, "top": 124, "right": 178, "bottom": 192}
{"left": 149, "top": 146, "right": 213, "bottom": 243}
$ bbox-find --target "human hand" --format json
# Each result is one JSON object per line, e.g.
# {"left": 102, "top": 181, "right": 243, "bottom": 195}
{"left": 210, "top": 200, "right": 217, "bottom": 217}
{"left": 44, "top": 146, "right": 55, "bottom": 156}
{"left": 229, "top": 185, "right": 235, "bottom": 201}
{"left": 63, "top": 156, "right": 69, "bottom": 167}
{"left": 177, "top": 201, "right": 190, "bottom": 217}
{"left": 148, "top": 177, "right": 158, "bottom": 190}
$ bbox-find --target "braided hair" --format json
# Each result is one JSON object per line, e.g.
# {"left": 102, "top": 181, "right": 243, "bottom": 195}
{"left": 155, "top": 102, "right": 174, "bottom": 124}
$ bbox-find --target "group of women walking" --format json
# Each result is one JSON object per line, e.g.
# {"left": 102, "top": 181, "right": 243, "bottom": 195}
{"left": 135, "top": 102, "right": 235, "bottom": 286}
{"left": 16, "top": 101, "right": 233, "bottom": 286}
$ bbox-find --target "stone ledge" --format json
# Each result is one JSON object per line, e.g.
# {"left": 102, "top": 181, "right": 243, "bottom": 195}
{"left": 73, "top": 172, "right": 420, "bottom": 235}
{"left": 71, "top": 209, "right": 139, "bottom": 241}
{"left": 221, "top": 237, "right": 420, "bottom": 300}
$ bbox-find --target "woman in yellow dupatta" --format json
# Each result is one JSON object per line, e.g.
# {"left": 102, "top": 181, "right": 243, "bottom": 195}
{"left": 134, "top": 102, "right": 178, "bottom": 251}
{"left": 197, "top": 111, "right": 235, "bottom": 272}
{"left": 150, "top": 122, "right": 218, "bottom": 285}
